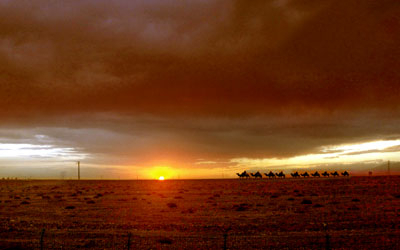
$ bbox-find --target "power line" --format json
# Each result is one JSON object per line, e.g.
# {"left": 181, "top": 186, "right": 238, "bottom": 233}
{"left": 77, "top": 161, "right": 80, "bottom": 180}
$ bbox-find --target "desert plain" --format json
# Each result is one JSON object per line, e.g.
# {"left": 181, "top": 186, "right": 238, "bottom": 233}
{"left": 1, "top": 176, "right": 400, "bottom": 249}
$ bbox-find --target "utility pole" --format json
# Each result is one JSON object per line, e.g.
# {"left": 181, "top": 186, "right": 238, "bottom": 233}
{"left": 77, "top": 161, "right": 80, "bottom": 180}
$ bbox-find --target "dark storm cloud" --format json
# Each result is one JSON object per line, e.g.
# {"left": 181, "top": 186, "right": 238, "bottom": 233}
{"left": 0, "top": 0, "right": 399, "bottom": 168}
{"left": 1, "top": 0, "right": 398, "bottom": 116}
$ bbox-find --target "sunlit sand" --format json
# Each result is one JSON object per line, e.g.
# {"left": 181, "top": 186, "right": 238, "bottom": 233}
{"left": 1, "top": 177, "right": 399, "bottom": 249}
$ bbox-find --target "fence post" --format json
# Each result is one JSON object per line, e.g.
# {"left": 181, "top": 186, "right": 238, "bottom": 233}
{"left": 323, "top": 223, "right": 331, "bottom": 250}
{"left": 223, "top": 233, "right": 228, "bottom": 250}
{"left": 40, "top": 228, "right": 45, "bottom": 250}
{"left": 127, "top": 232, "right": 132, "bottom": 250}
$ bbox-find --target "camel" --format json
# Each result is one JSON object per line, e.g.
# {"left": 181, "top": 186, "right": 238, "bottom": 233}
{"left": 276, "top": 171, "right": 285, "bottom": 178}
{"left": 251, "top": 171, "right": 263, "bottom": 179}
{"left": 236, "top": 171, "right": 250, "bottom": 179}
{"left": 322, "top": 171, "right": 330, "bottom": 177}
{"left": 331, "top": 171, "right": 339, "bottom": 177}
{"left": 341, "top": 171, "right": 349, "bottom": 177}
{"left": 301, "top": 172, "right": 310, "bottom": 178}
{"left": 291, "top": 172, "right": 300, "bottom": 178}
{"left": 311, "top": 171, "right": 320, "bottom": 177}
{"left": 264, "top": 171, "right": 276, "bottom": 178}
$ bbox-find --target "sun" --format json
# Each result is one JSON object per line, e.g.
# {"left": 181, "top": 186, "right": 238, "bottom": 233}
{"left": 150, "top": 166, "right": 177, "bottom": 180}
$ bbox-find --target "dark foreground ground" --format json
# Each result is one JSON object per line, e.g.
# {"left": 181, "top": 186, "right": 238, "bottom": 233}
{"left": 1, "top": 176, "right": 400, "bottom": 249}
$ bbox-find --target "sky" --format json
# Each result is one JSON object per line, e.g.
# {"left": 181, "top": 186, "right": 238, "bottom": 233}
{"left": 0, "top": 0, "right": 399, "bottom": 179}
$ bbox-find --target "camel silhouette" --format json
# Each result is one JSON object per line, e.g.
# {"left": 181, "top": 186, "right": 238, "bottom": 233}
{"left": 291, "top": 172, "right": 300, "bottom": 178}
{"left": 236, "top": 171, "right": 250, "bottom": 179}
{"left": 264, "top": 171, "right": 276, "bottom": 178}
{"left": 251, "top": 171, "right": 263, "bottom": 179}
{"left": 331, "top": 171, "right": 339, "bottom": 177}
{"left": 322, "top": 171, "right": 330, "bottom": 177}
{"left": 301, "top": 172, "right": 310, "bottom": 178}
{"left": 275, "top": 171, "right": 285, "bottom": 178}
{"left": 341, "top": 171, "right": 349, "bottom": 177}
{"left": 311, "top": 171, "right": 320, "bottom": 177}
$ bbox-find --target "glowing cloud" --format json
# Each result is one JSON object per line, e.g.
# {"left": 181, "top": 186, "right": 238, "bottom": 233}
{"left": 0, "top": 143, "right": 86, "bottom": 160}
{"left": 231, "top": 140, "right": 400, "bottom": 170}
{"left": 322, "top": 140, "right": 400, "bottom": 154}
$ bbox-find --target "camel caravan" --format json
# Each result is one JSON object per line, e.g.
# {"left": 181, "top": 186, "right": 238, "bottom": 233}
{"left": 236, "top": 170, "right": 349, "bottom": 179}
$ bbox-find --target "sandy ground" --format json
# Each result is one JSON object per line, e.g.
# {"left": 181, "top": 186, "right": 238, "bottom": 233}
{"left": 1, "top": 176, "right": 400, "bottom": 249}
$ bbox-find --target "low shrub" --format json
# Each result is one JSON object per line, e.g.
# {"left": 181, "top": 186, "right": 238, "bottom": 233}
{"left": 158, "top": 237, "right": 173, "bottom": 244}
{"left": 167, "top": 202, "right": 177, "bottom": 208}
{"left": 301, "top": 199, "right": 312, "bottom": 204}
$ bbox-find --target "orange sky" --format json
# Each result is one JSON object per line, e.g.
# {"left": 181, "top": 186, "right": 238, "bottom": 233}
{"left": 0, "top": 0, "right": 399, "bottom": 179}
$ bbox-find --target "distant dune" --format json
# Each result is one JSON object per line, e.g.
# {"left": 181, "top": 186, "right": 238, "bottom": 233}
{"left": 370, "top": 161, "right": 400, "bottom": 175}
{"left": 373, "top": 161, "right": 400, "bottom": 171}
{"left": 349, "top": 161, "right": 400, "bottom": 176}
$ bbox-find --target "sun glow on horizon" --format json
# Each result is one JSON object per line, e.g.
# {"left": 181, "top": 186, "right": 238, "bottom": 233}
{"left": 149, "top": 166, "right": 177, "bottom": 180}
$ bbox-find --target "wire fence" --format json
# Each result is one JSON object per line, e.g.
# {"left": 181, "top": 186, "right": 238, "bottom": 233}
{"left": 2, "top": 228, "right": 400, "bottom": 250}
